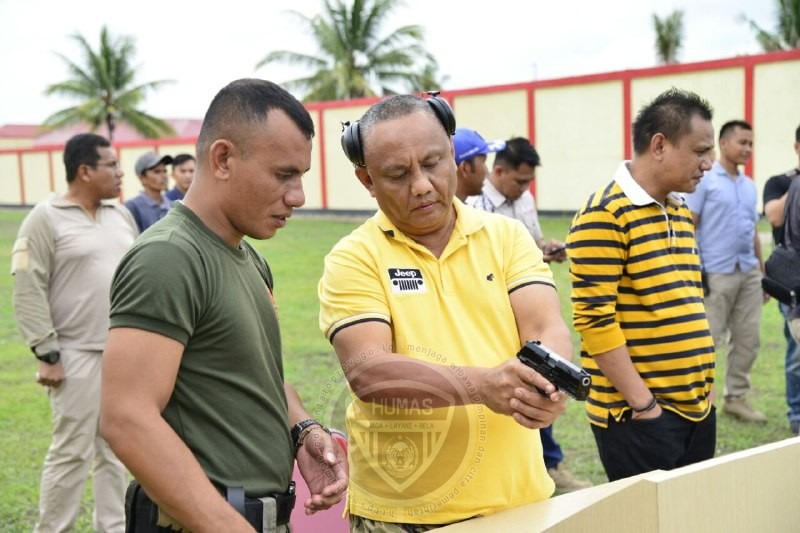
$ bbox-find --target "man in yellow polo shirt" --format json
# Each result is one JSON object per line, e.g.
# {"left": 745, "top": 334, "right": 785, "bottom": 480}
{"left": 319, "top": 93, "right": 572, "bottom": 532}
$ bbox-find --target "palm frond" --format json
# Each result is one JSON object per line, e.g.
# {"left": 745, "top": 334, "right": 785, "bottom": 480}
{"left": 255, "top": 0, "right": 433, "bottom": 101}
{"left": 741, "top": 0, "right": 800, "bottom": 51}
{"left": 42, "top": 25, "right": 175, "bottom": 141}
{"left": 653, "top": 10, "right": 684, "bottom": 64}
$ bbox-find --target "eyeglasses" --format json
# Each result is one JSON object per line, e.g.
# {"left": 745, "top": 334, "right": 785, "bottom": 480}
{"left": 93, "top": 161, "right": 120, "bottom": 171}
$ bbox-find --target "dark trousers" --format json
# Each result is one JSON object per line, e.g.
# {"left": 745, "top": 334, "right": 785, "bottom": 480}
{"left": 591, "top": 406, "right": 716, "bottom": 482}
{"left": 540, "top": 425, "right": 564, "bottom": 469}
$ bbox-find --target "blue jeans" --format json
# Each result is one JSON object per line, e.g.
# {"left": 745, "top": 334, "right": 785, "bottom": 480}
{"left": 540, "top": 424, "right": 563, "bottom": 469}
{"left": 780, "top": 302, "right": 800, "bottom": 424}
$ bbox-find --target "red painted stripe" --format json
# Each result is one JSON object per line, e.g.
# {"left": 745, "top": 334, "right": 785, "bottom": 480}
{"left": 527, "top": 87, "right": 536, "bottom": 146}
{"left": 0, "top": 136, "right": 200, "bottom": 155}
{"left": 304, "top": 94, "right": 380, "bottom": 111}
{"left": 423, "top": 49, "right": 800, "bottom": 98}
{"left": 317, "top": 110, "right": 328, "bottom": 209}
{"left": 17, "top": 152, "right": 26, "bottom": 205}
{"left": 623, "top": 78, "right": 632, "bottom": 161}
{"left": 528, "top": 87, "right": 537, "bottom": 199}
{"left": 744, "top": 63, "right": 755, "bottom": 179}
{"left": 47, "top": 150, "right": 54, "bottom": 192}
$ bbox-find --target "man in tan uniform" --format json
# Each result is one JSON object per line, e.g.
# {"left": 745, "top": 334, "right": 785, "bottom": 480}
{"left": 12, "top": 132, "right": 138, "bottom": 532}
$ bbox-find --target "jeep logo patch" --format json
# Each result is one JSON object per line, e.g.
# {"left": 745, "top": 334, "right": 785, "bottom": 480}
{"left": 388, "top": 268, "right": 426, "bottom": 294}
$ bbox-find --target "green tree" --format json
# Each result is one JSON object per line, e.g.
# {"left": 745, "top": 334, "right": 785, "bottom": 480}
{"left": 653, "top": 10, "right": 684, "bottom": 65}
{"left": 255, "top": 0, "right": 439, "bottom": 101}
{"left": 742, "top": 0, "right": 800, "bottom": 51}
{"left": 42, "top": 26, "right": 175, "bottom": 142}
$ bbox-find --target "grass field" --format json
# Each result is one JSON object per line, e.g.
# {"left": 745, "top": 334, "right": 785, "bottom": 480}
{"left": 0, "top": 209, "right": 793, "bottom": 531}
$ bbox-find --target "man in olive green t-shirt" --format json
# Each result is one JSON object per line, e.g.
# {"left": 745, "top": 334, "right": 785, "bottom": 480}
{"left": 99, "top": 79, "right": 348, "bottom": 533}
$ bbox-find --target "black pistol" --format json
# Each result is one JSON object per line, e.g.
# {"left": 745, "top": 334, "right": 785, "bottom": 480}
{"left": 517, "top": 341, "right": 591, "bottom": 401}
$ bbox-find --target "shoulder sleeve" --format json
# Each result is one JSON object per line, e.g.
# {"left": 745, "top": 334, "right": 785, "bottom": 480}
{"left": 118, "top": 203, "right": 141, "bottom": 236}
{"left": 318, "top": 238, "right": 389, "bottom": 342}
{"left": 566, "top": 204, "right": 627, "bottom": 355}
{"left": 784, "top": 179, "right": 800, "bottom": 249}
{"left": 110, "top": 240, "right": 204, "bottom": 345}
{"left": 763, "top": 175, "right": 788, "bottom": 206}
{"left": 504, "top": 218, "right": 553, "bottom": 292}
{"left": 523, "top": 193, "right": 544, "bottom": 242}
{"left": 124, "top": 199, "right": 144, "bottom": 232}
{"left": 11, "top": 203, "right": 59, "bottom": 352}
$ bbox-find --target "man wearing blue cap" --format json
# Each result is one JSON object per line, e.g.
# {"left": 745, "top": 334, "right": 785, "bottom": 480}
{"left": 452, "top": 128, "right": 505, "bottom": 201}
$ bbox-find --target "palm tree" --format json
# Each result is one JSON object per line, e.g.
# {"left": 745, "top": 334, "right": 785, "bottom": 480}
{"left": 741, "top": 0, "right": 800, "bottom": 51}
{"left": 255, "top": 0, "right": 438, "bottom": 101}
{"left": 42, "top": 26, "right": 175, "bottom": 141}
{"left": 653, "top": 10, "right": 684, "bottom": 65}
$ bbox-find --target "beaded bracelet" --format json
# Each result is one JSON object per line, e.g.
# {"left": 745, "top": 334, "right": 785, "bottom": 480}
{"left": 291, "top": 419, "right": 331, "bottom": 453}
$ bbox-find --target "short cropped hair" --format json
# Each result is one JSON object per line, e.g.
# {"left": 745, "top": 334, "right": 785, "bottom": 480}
{"left": 63, "top": 133, "right": 110, "bottom": 183}
{"left": 719, "top": 120, "right": 752, "bottom": 141}
{"left": 493, "top": 137, "right": 541, "bottom": 169}
{"left": 196, "top": 79, "right": 314, "bottom": 158}
{"left": 358, "top": 94, "right": 444, "bottom": 147}
{"left": 632, "top": 88, "right": 713, "bottom": 155}
{"left": 172, "top": 153, "right": 196, "bottom": 166}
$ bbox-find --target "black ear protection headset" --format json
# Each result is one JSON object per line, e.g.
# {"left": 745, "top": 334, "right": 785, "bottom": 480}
{"left": 340, "top": 91, "right": 457, "bottom": 167}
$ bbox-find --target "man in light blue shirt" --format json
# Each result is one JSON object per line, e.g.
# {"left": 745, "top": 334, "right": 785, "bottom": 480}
{"left": 686, "top": 120, "right": 766, "bottom": 423}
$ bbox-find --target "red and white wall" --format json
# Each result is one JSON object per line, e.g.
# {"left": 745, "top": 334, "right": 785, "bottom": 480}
{"left": 2, "top": 49, "right": 799, "bottom": 211}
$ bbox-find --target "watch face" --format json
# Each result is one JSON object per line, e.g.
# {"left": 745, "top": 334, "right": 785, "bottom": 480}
{"left": 37, "top": 351, "right": 60, "bottom": 364}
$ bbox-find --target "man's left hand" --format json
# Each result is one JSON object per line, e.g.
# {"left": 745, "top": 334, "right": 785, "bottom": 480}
{"left": 295, "top": 427, "right": 348, "bottom": 514}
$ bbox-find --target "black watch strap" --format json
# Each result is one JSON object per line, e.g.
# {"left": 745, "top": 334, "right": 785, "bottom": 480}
{"left": 32, "top": 348, "right": 60, "bottom": 364}
{"left": 290, "top": 419, "right": 323, "bottom": 450}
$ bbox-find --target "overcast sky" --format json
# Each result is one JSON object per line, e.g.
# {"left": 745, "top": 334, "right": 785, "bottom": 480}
{"left": 0, "top": 0, "right": 776, "bottom": 125}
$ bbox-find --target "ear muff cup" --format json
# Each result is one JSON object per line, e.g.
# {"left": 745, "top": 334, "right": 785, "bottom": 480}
{"left": 340, "top": 121, "right": 365, "bottom": 167}
{"left": 427, "top": 95, "right": 456, "bottom": 136}
{"left": 340, "top": 93, "right": 456, "bottom": 167}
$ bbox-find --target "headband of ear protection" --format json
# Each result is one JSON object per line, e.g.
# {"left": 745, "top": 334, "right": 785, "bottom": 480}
{"left": 340, "top": 91, "right": 457, "bottom": 167}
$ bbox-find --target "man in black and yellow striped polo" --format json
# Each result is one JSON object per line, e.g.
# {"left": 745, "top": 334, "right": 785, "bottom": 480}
{"left": 566, "top": 88, "right": 717, "bottom": 482}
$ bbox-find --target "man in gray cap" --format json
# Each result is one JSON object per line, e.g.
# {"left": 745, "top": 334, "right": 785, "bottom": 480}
{"left": 125, "top": 151, "right": 173, "bottom": 232}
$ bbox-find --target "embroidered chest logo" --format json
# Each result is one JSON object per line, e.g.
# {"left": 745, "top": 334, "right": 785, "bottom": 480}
{"left": 388, "top": 268, "right": 427, "bottom": 294}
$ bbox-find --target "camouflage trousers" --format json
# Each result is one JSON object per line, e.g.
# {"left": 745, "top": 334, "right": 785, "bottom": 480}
{"left": 350, "top": 515, "right": 460, "bottom": 533}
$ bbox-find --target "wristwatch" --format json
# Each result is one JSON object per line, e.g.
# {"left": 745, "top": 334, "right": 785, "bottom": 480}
{"left": 32, "top": 348, "right": 60, "bottom": 364}
{"left": 290, "top": 419, "right": 329, "bottom": 451}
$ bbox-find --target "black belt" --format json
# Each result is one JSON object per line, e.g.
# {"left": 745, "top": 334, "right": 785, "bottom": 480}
{"left": 226, "top": 482, "right": 295, "bottom": 529}
{"left": 125, "top": 480, "right": 295, "bottom": 532}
